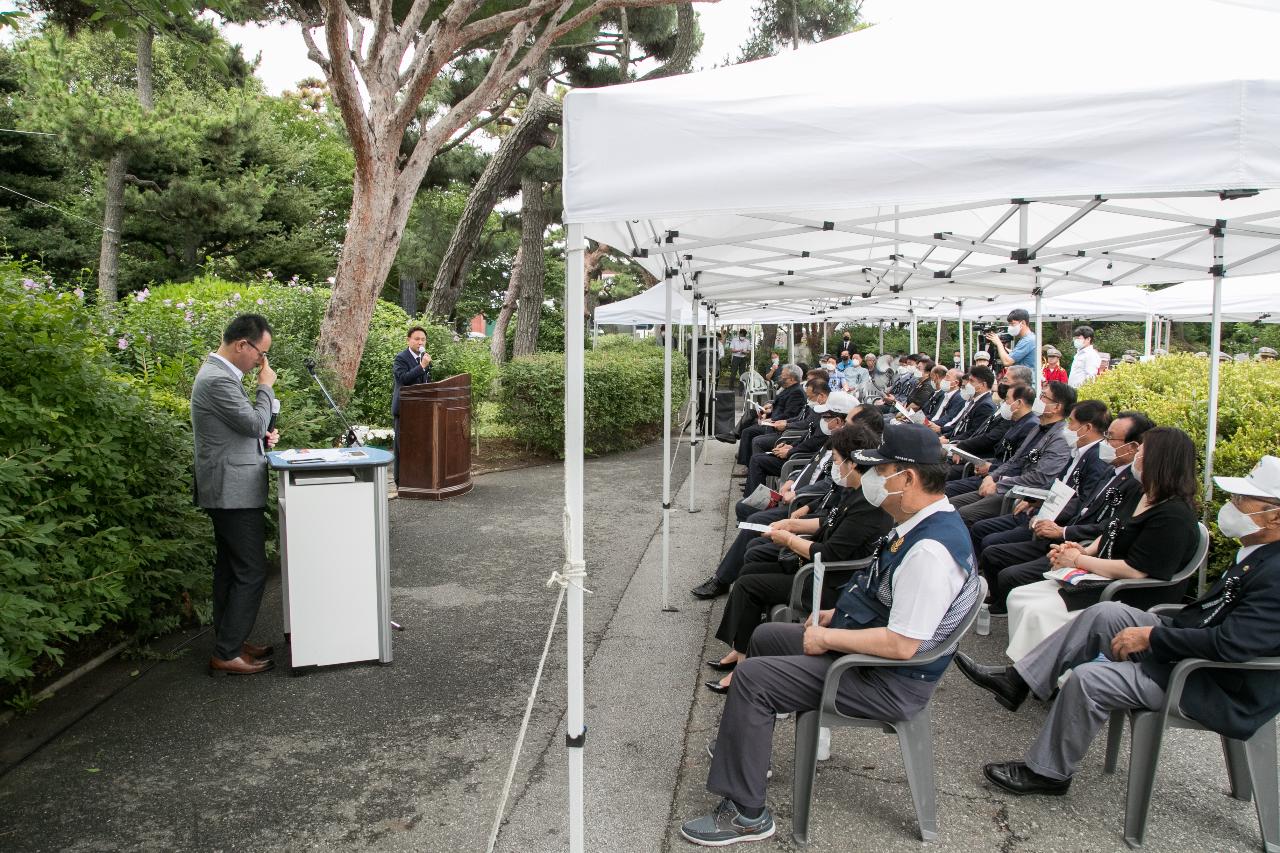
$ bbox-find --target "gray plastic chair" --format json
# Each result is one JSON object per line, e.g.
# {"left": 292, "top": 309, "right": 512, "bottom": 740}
{"left": 1101, "top": 637, "right": 1280, "bottom": 850}
{"left": 791, "top": 577, "right": 988, "bottom": 844}
{"left": 1098, "top": 522, "right": 1209, "bottom": 606}
{"left": 768, "top": 557, "right": 873, "bottom": 624}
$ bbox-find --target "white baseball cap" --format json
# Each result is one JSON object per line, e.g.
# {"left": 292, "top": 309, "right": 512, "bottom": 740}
{"left": 1214, "top": 456, "right": 1280, "bottom": 501}
{"left": 813, "top": 390, "right": 859, "bottom": 415}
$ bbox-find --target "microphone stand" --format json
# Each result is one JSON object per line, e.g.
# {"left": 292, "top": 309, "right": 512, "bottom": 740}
{"left": 304, "top": 358, "right": 361, "bottom": 447}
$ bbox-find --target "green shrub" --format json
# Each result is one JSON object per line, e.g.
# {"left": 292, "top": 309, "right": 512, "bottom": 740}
{"left": 1083, "top": 354, "right": 1280, "bottom": 578}
{"left": 0, "top": 263, "right": 211, "bottom": 685}
{"left": 498, "top": 338, "right": 688, "bottom": 456}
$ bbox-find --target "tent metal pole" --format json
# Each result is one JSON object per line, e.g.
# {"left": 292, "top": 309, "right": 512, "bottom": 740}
{"left": 1203, "top": 229, "right": 1226, "bottom": 596}
{"left": 705, "top": 309, "right": 715, "bottom": 466}
{"left": 592, "top": 319, "right": 598, "bottom": 350}
{"left": 1034, "top": 285, "right": 1044, "bottom": 392}
{"left": 661, "top": 275, "right": 674, "bottom": 612}
{"left": 878, "top": 322, "right": 884, "bottom": 355}
{"left": 934, "top": 316, "right": 942, "bottom": 363}
{"left": 909, "top": 304, "right": 918, "bottom": 353}
{"left": 562, "top": 223, "right": 587, "bottom": 853}
{"left": 750, "top": 323, "right": 756, "bottom": 383}
{"left": 957, "top": 302, "right": 966, "bottom": 370}
{"left": 689, "top": 302, "right": 699, "bottom": 514}
{"left": 789, "top": 323, "right": 796, "bottom": 363}
{"left": 1143, "top": 314, "right": 1153, "bottom": 357}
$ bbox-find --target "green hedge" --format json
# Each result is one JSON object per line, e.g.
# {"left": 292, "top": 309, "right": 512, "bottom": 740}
{"left": 107, "top": 277, "right": 498, "bottom": 438}
{"left": 499, "top": 337, "right": 688, "bottom": 456}
{"left": 1082, "top": 354, "right": 1280, "bottom": 578}
{"left": 0, "top": 263, "right": 212, "bottom": 686}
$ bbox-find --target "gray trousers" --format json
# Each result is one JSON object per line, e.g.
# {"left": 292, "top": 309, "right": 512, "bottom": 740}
{"left": 707, "top": 622, "right": 935, "bottom": 808}
{"left": 1014, "top": 601, "right": 1166, "bottom": 780}
{"left": 207, "top": 508, "right": 268, "bottom": 661}
{"left": 948, "top": 489, "right": 1007, "bottom": 524}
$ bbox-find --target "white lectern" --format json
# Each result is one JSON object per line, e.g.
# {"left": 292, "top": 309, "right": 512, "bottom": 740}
{"left": 267, "top": 447, "right": 394, "bottom": 673}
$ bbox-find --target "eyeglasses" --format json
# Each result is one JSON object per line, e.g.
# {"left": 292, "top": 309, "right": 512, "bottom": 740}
{"left": 241, "top": 339, "right": 269, "bottom": 359}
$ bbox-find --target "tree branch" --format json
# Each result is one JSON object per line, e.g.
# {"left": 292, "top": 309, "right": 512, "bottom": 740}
{"left": 301, "top": 24, "right": 332, "bottom": 73}
{"left": 639, "top": 3, "right": 698, "bottom": 80}
{"left": 319, "top": 0, "right": 375, "bottom": 173}
{"left": 437, "top": 90, "right": 521, "bottom": 155}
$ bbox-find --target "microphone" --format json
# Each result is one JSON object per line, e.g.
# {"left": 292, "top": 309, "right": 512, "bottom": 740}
{"left": 304, "top": 357, "right": 317, "bottom": 374}
{"left": 267, "top": 398, "right": 280, "bottom": 435}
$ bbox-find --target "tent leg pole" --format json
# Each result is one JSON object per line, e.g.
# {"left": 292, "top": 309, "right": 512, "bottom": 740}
{"left": 958, "top": 302, "right": 966, "bottom": 370}
{"left": 662, "top": 275, "right": 675, "bottom": 612}
{"left": 1203, "top": 231, "right": 1226, "bottom": 596}
{"left": 1144, "top": 314, "right": 1153, "bottom": 358}
{"left": 1034, "top": 286, "right": 1044, "bottom": 392}
{"left": 878, "top": 322, "right": 884, "bottom": 355}
{"left": 934, "top": 317, "right": 942, "bottom": 363}
{"left": 689, "top": 305, "right": 699, "bottom": 514}
{"left": 705, "top": 310, "right": 714, "bottom": 466}
{"left": 563, "top": 223, "right": 587, "bottom": 853}
{"left": 789, "top": 322, "right": 796, "bottom": 364}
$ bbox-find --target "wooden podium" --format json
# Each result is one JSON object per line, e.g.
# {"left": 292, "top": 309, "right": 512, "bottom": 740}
{"left": 396, "top": 374, "right": 473, "bottom": 499}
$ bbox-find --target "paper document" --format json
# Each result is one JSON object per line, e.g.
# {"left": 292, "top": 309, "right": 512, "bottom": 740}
{"left": 738, "top": 522, "right": 772, "bottom": 533}
{"left": 1009, "top": 486, "right": 1052, "bottom": 501}
{"left": 1044, "top": 566, "right": 1109, "bottom": 585}
{"left": 811, "top": 555, "right": 825, "bottom": 626}
{"left": 942, "top": 444, "right": 987, "bottom": 466}
{"left": 1034, "top": 480, "right": 1076, "bottom": 522}
{"left": 277, "top": 448, "right": 365, "bottom": 464}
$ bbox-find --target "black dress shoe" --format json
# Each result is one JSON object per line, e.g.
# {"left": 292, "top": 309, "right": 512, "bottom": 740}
{"left": 691, "top": 577, "right": 731, "bottom": 600}
{"left": 704, "top": 679, "right": 730, "bottom": 695}
{"left": 954, "top": 653, "right": 1029, "bottom": 712}
{"left": 983, "top": 761, "right": 1071, "bottom": 796}
{"left": 705, "top": 658, "right": 738, "bottom": 672}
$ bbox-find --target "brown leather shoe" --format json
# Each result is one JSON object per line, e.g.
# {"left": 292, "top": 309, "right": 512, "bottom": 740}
{"left": 242, "top": 641, "right": 274, "bottom": 660}
{"left": 209, "top": 655, "right": 274, "bottom": 677}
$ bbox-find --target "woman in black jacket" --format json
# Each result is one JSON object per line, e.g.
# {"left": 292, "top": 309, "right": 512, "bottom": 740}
{"left": 705, "top": 423, "right": 892, "bottom": 693}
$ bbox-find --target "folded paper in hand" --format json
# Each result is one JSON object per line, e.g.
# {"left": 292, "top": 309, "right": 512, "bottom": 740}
{"left": 1034, "top": 480, "right": 1076, "bottom": 522}
{"left": 738, "top": 522, "right": 772, "bottom": 533}
{"left": 741, "top": 484, "right": 783, "bottom": 511}
{"left": 1044, "top": 566, "right": 1109, "bottom": 585}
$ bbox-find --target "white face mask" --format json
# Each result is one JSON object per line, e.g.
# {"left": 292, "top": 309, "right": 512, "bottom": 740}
{"left": 1031, "top": 397, "right": 1047, "bottom": 416}
{"left": 1133, "top": 460, "right": 1143, "bottom": 484}
{"left": 851, "top": 359, "right": 861, "bottom": 368}
{"left": 819, "top": 417, "right": 836, "bottom": 436}
{"left": 1007, "top": 323, "right": 1020, "bottom": 337}
{"left": 997, "top": 402, "right": 1013, "bottom": 420}
{"left": 831, "top": 461, "right": 850, "bottom": 488}
{"left": 1063, "top": 426, "right": 1080, "bottom": 449}
{"left": 1217, "top": 501, "right": 1272, "bottom": 540}
{"left": 960, "top": 383, "right": 976, "bottom": 400}
{"left": 931, "top": 380, "right": 942, "bottom": 392}
{"left": 1098, "top": 441, "right": 1117, "bottom": 463}
{"left": 875, "top": 361, "right": 887, "bottom": 373}
{"left": 861, "top": 468, "right": 908, "bottom": 507}
{"left": 1073, "top": 337, "right": 1085, "bottom": 350}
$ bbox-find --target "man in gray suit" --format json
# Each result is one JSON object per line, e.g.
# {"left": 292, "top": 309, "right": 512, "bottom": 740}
{"left": 191, "top": 314, "right": 280, "bottom": 676}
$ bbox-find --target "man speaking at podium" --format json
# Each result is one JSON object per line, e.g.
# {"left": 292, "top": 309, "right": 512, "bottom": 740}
{"left": 392, "top": 326, "right": 433, "bottom": 484}
{"left": 191, "top": 314, "right": 280, "bottom": 677}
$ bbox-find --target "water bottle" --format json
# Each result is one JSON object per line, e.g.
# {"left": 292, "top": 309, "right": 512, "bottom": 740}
{"left": 976, "top": 603, "right": 991, "bottom": 636}
{"left": 817, "top": 727, "right": 832, "bottom": 762}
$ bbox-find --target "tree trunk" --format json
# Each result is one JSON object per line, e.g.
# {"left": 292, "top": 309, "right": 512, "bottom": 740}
{"left": 490, "top": 264, "right": 519, "bottom": 365}
{"left": 762, "top": 324, "right": 779, "bottom": 358}
{"left": 638, "top": 4, "right": 698, "bottom": 81}
{"left": 399, "top": 272, "right": 418, "bottom": 315}
{"left": 513, "top": 176, "right": 551, "bottom": 358}
{"left": 96, "top": 26, "right": 154, "bottom": 305}
{"left": 315, "top": 157, "right": 417, "bottom": 390}
{"left": 425, "top": 91, "right": 561, "bottom": 320}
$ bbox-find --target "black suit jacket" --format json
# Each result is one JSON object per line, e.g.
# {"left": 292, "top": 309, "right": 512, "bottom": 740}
{"left": 392, "top": 348, "right": 432, "bottom": 417}
{"left": 944, "top": 392, "right": 996, "bottom": 440}
{"left": 770, "top": 381, "right": 807, "bottom": 424}
{"left": 927, "top": 390, "right": 966, "bottom": 426}
{"left": 1061, "top": 467, "right": 1142, "bottom": 541}
{"left": 1062, "top": 443, "right": 1112, "bottom": 518}
{"left": 1145, "top": 540, "right": 1280, "bottom": 740}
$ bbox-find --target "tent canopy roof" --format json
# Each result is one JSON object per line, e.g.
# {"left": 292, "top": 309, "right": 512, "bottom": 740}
{"left": 564, "top": 0, "right": 1280, "bottom": 314}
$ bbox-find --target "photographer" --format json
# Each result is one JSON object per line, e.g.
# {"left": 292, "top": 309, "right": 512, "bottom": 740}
{"left": 985, "top": 309, "right": 1038, "bottom": 370}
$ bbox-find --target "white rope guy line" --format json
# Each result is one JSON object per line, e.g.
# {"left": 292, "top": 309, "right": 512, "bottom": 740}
{"left": 0, "top": 183, "right": 117, "bottom": 233}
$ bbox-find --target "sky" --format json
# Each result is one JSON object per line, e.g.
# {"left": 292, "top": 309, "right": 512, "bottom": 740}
{"left": 218, "top": 1, "right": 883, "bottom": 96}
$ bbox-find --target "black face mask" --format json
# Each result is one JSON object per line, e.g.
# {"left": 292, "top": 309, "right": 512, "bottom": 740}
{"left": 996, "top": 383, "right": 1011, "bottom": 399}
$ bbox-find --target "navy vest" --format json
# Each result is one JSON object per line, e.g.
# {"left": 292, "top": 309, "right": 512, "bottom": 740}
{"left": 831, "top": 508, "right": 978, "bottom": 681}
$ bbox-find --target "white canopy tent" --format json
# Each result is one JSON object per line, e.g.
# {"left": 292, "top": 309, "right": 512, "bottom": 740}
{"left": 556, "top": 1, "right": 1280, "bottom": 848}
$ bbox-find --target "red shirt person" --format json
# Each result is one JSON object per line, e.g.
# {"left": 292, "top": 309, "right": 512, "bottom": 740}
{"left": 1042, "top": 346, "right": 1068, "bottom": 384}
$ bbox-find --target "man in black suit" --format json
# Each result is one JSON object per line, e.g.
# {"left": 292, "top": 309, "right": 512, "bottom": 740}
{"left": 957, "top": 455, "right": 1280, "bottom": 796}
{"left": 735, "top": 364, "right": 805, "bottom": 468}
{"left": 978, "top": 411, "right": 1152, "bottom": 610}
{"left": 967, "top": 399, "right": 1113, "bottom": 554}
{"left": 923, "top": 367, "right": 966, "bottom": 427}
{"left": 392, "top": 326, "right": 433, "bottom": 484}
{"left": 933, "top": 365, "right": 996, "bottom": 440}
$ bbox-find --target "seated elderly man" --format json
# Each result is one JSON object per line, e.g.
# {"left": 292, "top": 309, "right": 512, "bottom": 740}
{"left": 680, "top": 424, "right": 981, "bottom": 846}
{"left": 734, "top": 363, "right": 806, "bottom": 471}
{"left": 956, "top": 455, "right": 1280, "bottom": 797}
{"left": 947, "top": 382, "right": 1076, "bottom": 525}
{"left": 945, "top": 382, "right": 1039, "bottom": 487}
{"left": 935, "top": 365, "right": 997, "bottom": 440}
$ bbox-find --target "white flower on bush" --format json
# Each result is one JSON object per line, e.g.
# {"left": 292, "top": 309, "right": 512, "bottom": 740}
{"left": 326, "top": 276, "right": 336, "bottom": 285}
{"left": 117, "top": 337, "right": 130, "bottom": 350}
{"left": 289, "top": 275, "right": 299, "bottom": 285}
{"left": 73, "top": 287, "right": 85, "bottom": 299}
{"left": 163, "top": 298, "right": 172, "bottom": 306}
{"left": 232, "top": 292, "right": 242, "bottom": 302}
{"left": 352, "top": 425, "right": 395, "bottom": 444}
{"left": 134, "top": 288, "right": 150, "bottom": 302}
{"left": 264, "top": 271, "right": 274, "bottom": 280}
{"left": 21, "top": 278, "right": 39, "bottom": 291}
{"left": 184, "top": 310, "right": 195, "bottom": 323}
{"left": 256, "top": 298, "right": 264, "bottom": 305}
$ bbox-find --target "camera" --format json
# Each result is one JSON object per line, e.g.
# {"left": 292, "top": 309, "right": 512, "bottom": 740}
{"left": 978, "top": 324, "right": 1013, "bottom": 362}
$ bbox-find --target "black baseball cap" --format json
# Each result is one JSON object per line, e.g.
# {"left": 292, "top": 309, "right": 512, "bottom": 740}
{"left": 852, "top": 423, "right": 946, "bottom": 466}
